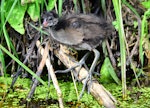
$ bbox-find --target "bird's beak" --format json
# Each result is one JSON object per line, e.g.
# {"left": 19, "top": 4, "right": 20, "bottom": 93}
{"left": 42, "top": 18, "right": 58, "bottom": 28}
{"left": 42, "top": 18, "right": 49, "bottom": 28}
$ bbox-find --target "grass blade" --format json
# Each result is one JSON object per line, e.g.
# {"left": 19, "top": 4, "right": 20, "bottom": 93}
{"left": 0, "top": 44, "right": 46, "bottom": 86}
{"left": 112, "top": 0, "right": 127, "bottom": 99}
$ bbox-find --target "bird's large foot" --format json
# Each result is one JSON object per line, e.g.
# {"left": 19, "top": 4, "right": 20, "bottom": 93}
{"left": 55, "top": 52, "right": 90, "bottom": 79}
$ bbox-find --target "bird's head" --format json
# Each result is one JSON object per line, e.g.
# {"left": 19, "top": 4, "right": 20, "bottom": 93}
{"left": 41, "top": 11, "right": 58, "bottom": 28}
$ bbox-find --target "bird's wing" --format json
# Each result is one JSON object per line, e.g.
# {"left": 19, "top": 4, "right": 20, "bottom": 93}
{"left": 49, "top": 28, "right": 84, "bottom": 45}
{"left": 80, "top": 23, "right": 111, "bottom": 49}
{"left": 81, "top": 23, "right": 105, "bottom": 41}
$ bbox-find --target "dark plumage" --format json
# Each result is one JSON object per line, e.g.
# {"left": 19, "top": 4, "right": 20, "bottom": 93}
{"left": 47, "top": 14, "right": 113, "bottom": 51}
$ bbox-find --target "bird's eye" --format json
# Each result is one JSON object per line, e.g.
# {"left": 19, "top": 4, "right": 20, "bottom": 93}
{"left": 71, "top": 21, "right": 81, "bottom": 28}
{"left": 48, "top": 17, "right": 53, "bottom": 21}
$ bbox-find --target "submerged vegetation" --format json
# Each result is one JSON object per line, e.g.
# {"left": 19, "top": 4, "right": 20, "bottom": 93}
{"left": 1, "top": 77, "right": 150, "bottom": 107}
{"left": 0, "top": 0, "right": 150, "bottom": 107}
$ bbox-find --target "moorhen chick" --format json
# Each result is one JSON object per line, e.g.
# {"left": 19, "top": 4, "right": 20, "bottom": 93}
{"left": 43, "top": 12, "right": 113, "bottom": 97}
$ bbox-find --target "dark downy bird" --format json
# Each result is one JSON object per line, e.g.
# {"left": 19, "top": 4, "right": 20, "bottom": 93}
{"left": 42, "top": 12, "right": 114, "bottom": 97}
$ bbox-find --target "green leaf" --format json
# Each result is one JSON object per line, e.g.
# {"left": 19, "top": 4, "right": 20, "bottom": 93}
{"left": 47, "top": 0, "right": 56, "bottom": 11}
{"left": 141, "top": 1, "right": 150, "bottom": 9}
{"left": 140, "top": 9, "right": 150, "bottom": 67}
{"left": 112, "top": 20, "right": 119, "bottom": 30}
{"left": 100, "top": 57, "right": 121, "bottom": 84}
{"left": 27, "top": 3, "right": 40, "bottom": 22}
{"left": 4, "top": 1, "right": 27, "bottom": 34}
{"left": 58, "top": 0, "right": 63, "bottom": 16}
{"left": 21, "top": 0, "right": 43, "bottom": 5}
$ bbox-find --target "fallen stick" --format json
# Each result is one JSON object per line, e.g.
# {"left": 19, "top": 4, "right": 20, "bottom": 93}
{"left": 36, "top": 41, "right": 64, "bottom": 108}
{"left": 27, "top": 42, "right": 49, "bottom": 99}
{"left": 54, "top": 45, "right": 117, "bottom": 108}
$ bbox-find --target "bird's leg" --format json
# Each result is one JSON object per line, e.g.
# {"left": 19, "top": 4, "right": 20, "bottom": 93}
{"left": 55, "top": 64, "right": 80, "bottom": 73}
{"left": 75, "top": 52, "right": 90, "bottom": 79}
{"left": 88, "top": 49, "right": 100, "bottom": 90}
{"left": 55, "top": 52, "right": 90, "bottom": 76}
{"left": 79, "top": 49, "right": 100, "bottom": 98}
